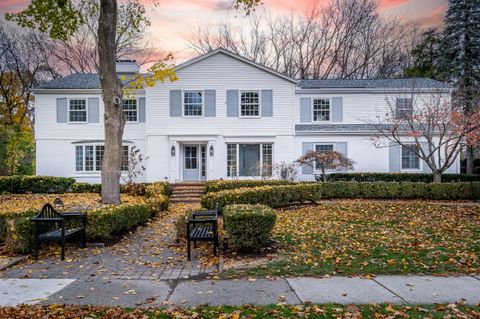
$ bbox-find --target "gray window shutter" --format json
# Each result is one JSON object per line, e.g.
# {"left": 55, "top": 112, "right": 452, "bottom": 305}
{"left": 389, "top": 142, "right": 401, "bottom": 172}
{"left": 302, "top": 142, "right": 314, "bottom": 174}
{"left": 170, "top": 90, "right": 182, "bottom": 117}
{"left": 204, "top": 90, "right": 216, "bottom": 117}
{"left": 261, "top": 90, "right": 273, "bottom": 117}
{"left": 56, "top": 98, "right": 67, "bottom": 123}
{"left": 421, "top": 142, "right": 432, "bottom": 173}
{"left": 332, "top": 97, "right": 343, "bottom": 122}
{"left": 138, "top": 97, "right": 146, "bottom": 122}
{"left": 335, "top": 142, "right": 348, "bottom": 172}
{"left": 300, "top": 98, "right": 311, "bottom": 122}
{"left": 88, "top": 98, "right": 99, "bottom": 123}
{"left": 226, "top": 90, "right": 238, "bottom": 117}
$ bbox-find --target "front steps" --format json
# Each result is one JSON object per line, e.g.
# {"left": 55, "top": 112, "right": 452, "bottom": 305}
{"left": 170, "top": 183, "right": 206, "bottom": 204}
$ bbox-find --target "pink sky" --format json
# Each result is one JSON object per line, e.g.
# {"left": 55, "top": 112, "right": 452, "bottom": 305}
{"left": 1, "top": 0, "right": 447, "bottom": 62}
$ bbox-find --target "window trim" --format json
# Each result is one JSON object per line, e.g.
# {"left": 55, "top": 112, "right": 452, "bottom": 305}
{"left": 311, "top": 97, "right": 332, "bottom": 123}
{"left": 313, "top": 143, "right": 335, "bottom": 172}
{"left": 182, "top": 90, "right": 204, "bottom": 117}
{"left": 226, "top": 143, "right": 273, "bottom": 177}
{"left": 67, "top": 98, "right": 88, "bottom": 124}
{"left": 400, "top": 144, "right": 422, "bottom": 172}
{"left": 74, "top": 143, "right": 130, "bottom": 173}
{"left": 238, "top": 90, "right": 261, "bottom": 118}
{"left": 122, "top": 98, "right": 139, "bottom": 123}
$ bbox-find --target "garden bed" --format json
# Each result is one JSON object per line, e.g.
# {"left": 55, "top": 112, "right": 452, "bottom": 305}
{"left": 223, "top": 200, "right": 480, "bottom": 277}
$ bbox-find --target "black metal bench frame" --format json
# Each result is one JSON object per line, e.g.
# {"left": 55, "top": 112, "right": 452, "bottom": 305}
{"left": 33, "top": 203, "right": 87, "bottom": 261}
{"left": 186, "top": 203, "right": 219, "bottom": 260}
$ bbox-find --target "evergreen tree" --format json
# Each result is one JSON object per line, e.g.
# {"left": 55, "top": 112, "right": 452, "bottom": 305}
{"left": 441, "top": 0, "right": 480, "bottom": 174}
{"left": 404, "top": 29, "right": 443, "bottom": 80}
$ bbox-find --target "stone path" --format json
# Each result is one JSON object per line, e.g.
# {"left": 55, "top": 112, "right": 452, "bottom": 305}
{"left": 0, "top": 203, "right": 218, "bottom": 281}
{"left": 1, "top": 275, "right": 479, "bottom": 307}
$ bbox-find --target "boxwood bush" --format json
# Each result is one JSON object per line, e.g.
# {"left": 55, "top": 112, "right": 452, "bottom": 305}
{"left": 328, "top": 173, "right": 480, "bottom": 183}
{"left": 202, "top": 182, "right": 480, "bottom": 209}
{"left": 205, "top": 179, "right": 294, "bottom": 193}
{"left": 71, "top": 183, "right": 102, "bottom": 193}
{"left": 223, "top": 204, "right": 276, "bottom": 251}
{"left": 0, "top": 176, "right": 75, "bottom": 194}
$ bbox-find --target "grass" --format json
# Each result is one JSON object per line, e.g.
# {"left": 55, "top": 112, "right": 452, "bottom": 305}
{"left": 0, "top": 303, "right": 479, "bottom": 318}
{"left": 224, "top": 200, "right": 480, "bottom": 277}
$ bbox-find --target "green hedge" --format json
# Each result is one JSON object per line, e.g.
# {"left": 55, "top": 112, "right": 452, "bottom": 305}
{"left": 223, "top": 204, "right": 276, "bottom": 251}
{"left": 71, "top": 183, "right": 102, "bottom": 193}
{"left": 0, "top": 176, "right": 75, "bottom": 194}
{"left": 202, "top": 182, "right": 480, "bottom": 209}
{"left": 328, "top": 173, "right": 480, "bottom": 183}
{"left": 204, "top": 179, "right": 295, "bottom": 193}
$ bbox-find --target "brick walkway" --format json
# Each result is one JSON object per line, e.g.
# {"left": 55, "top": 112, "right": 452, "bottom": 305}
{"left": 0, "top": 204, "right": 218, "bottom": 281}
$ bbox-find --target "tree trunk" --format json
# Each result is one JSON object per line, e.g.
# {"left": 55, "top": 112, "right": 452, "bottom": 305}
{"left": 466, "top": 145, "right": 474, "bottom": 175}
{"left": 98, "top": 0, "right": 124, "bottom": 204}
{"left": 432, "top": 170, "right": 442, "bottom": 183}
{"left": 321, "top": 164, "right": 326, "bottom": 182}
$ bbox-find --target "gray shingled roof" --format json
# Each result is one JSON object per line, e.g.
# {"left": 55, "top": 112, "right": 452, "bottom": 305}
{"left": 296, "top": 124, "right": 415, "bottom": 132}
{"left": 298, "top": 78, "right": 451, "bottom": 89}
{"left": 36, "top": 73, "right": 138, "bottom": 89}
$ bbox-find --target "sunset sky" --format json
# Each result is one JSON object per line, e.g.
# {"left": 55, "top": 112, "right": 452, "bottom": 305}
{"left": 0, "top": 0, "right": 448, "bottom": 62}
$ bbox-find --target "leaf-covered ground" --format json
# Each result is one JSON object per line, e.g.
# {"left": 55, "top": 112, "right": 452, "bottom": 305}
{"left": 0, "top": 193, "right": 146, "bottom": 214}
{"left": 1, "top": 303, "right": 479, "bottom": 319}
{"left": 224, "top": 200, "right": 480, "bottom": 277}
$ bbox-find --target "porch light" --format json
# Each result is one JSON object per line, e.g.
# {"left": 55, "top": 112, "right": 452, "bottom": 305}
{"left": 171, "top": 145, "right": 175, "bottom": 156}
{"left": 209, "top": 145, "right": 214, "bottom": 156}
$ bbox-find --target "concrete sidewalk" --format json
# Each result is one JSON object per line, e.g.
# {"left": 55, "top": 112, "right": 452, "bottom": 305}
{"left": 1, "top": 275, "right": 479, "bottom": 307}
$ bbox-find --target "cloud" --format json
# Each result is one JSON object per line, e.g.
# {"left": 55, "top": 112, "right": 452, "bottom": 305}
{"left": 378, "top": 0, "right": 411, "bottom": 8}
{"left": 410, "top": 4, "right": 446, "bottom": 28}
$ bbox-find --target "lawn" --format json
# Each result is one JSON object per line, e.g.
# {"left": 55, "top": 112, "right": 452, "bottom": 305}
{"left": 0, "top": 193, "right": 146, "bottom": 214}
{"left": 0, "top": 303, "right": 478, "bottom": 319}
{"left": 224, "top": 200, "right": 480, "bottom": 277}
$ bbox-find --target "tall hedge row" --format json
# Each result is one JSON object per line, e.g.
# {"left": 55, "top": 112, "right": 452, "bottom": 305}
{"left": 0, "top": 176, "right": 76, "bottom": 194}
{"left": 202, "top": 182, "right": 480, "bottom": 209}
{"left": 204, "top": 179, "right": 295, "bottom": 193}
{"left": 328, "top": 173, "right": 480, "bottom": 183}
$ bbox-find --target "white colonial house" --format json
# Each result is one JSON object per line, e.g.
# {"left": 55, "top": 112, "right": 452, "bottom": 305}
{"left": 32, "top": 48, "right": 458, "bottom": 183}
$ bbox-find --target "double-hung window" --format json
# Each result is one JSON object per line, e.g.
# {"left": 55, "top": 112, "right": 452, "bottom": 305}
{"left": 69, "top": 99, "right": 87, "bottom": 122}
{"left": 314, "top": 144, "right": 334, "bottom": 170}
{"left": 226, "top": 143, "right": 273, "bottom": 177}
{"left": 313, "top": 98, "right": 330, "bottom": 122}
{"left": 401, "top": 145, "right": 420, "bottom": 170}
{"left": 240, "top": 91, "right": 260, "bottom": 117}
{"left": 395, "top": 98, "right": 413, "bottom": 119}
{"left": 183, "top": 91, "right": 203, "bottom": 116}
{"left": 122, "top": 99, "right": 138, "bottom": 122}
{"left": 75, "top": 144, "right": 129, "bottom": 172}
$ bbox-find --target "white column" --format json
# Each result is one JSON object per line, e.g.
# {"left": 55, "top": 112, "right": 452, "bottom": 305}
{"left": 169, "top": 141, "right": 179, "bottom": 183}
{"left": 207, "top": 141, "right": 215, "bottom": 181}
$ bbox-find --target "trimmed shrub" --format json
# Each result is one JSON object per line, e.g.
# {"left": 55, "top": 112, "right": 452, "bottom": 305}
{"left": 205, "top": 179, "right": 294, "bottom": 193}
{"left": 328, "top": 173, "right": 480, "bottom": 183}
{"left": 202, "top": 182, "right": 480, "bottom": 209}
{"left": 145, "top": 182, "right": 172, "bottom": 197}
{"left": 71, "top": 183, "right": 101, "bottom": 193}
{"left": 0, "top": 176, "right": 75, "bottom": 194}
{"left": 223, "top": 204, "right": 276, "bottom": 251}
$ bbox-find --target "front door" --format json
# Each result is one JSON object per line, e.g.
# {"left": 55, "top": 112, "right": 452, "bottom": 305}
{"left": 183, "top": 145, "right": 199, "bottom": 181}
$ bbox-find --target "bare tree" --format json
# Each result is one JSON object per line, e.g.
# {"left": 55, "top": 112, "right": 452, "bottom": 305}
{"left": 52, "top": 0, "right": 152, "bottom": 74}
{"left": 0, "top": 22, "right": 57, "bottom": 129}
{"left": 189, "top": 0, "right": 418, "bottom": 79}
{"left": 368, "top": 88, "right": 480, "bottom": 182}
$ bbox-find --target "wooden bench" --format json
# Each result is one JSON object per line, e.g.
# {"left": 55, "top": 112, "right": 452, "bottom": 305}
{"left": 33, "top": 203, "right": 87, "bottom": 261}
{"left": 186, "top": 203, "right": 219, "bottom": 260}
